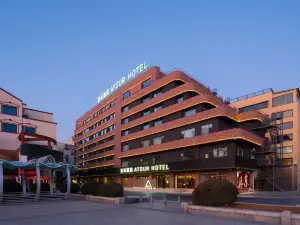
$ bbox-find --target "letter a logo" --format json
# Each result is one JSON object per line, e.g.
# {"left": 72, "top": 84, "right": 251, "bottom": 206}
{"left": 145, "top": 180, "right": 152, "bottom": 189}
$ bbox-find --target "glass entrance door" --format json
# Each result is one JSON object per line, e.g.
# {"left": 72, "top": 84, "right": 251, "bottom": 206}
{"left": 155, "top": 175, "right": 170, "bottom": 189}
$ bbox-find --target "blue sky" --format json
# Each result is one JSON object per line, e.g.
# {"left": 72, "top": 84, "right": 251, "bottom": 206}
{"left": 0, "top": 0, "right": 299, "bottom": 142}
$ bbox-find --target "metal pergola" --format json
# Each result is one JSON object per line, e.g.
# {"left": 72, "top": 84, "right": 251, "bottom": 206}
{"left": 0, "top": 155, "right": 78, "bottom": 203}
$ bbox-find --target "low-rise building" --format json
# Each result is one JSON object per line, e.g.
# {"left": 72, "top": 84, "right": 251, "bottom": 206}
{"left": 230, "top": 88, "right": 300, "bottom": 190}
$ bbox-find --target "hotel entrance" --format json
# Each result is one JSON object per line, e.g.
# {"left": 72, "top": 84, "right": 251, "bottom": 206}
{"left": 155, "top": 175, "right": 170, "bottom": 189}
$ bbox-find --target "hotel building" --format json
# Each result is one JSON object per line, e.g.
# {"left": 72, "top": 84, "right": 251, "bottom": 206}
{"left": 230, "top": 88, "right": 300, "bottom": 190}
{"left": 74, "top": 66, "right": 269, "bottom": 191}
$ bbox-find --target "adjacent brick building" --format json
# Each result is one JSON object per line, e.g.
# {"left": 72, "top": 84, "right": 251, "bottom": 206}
{"left": 230, "top": 88, "right": 300, "bottom": 190}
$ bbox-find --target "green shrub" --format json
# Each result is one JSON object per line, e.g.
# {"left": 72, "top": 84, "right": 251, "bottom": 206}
{"left": 97, "top": 182, "right": 124, "bottom": 197}
{"left": 59, "top": 182, "right": 80, "bottom": 193}
{"left": 81, "top": 180, "right": 100, "bottom": 195}
{"left": 30, "top": 182, "right": 50, "bottom": 192}
{"left": 192, "top": 179, "right": 238, "bottom": 206}
{"left": 3, "top": 179, "right": 22, "bottom": 192}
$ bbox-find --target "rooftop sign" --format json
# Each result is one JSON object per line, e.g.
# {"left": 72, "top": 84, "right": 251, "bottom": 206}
{"left": 97, "top": 62, "right": 148, "bottom": 103}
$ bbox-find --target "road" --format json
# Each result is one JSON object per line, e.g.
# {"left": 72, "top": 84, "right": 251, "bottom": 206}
{"left": 125, "top": 190, "right": 300, "bottom": 206}
{"left": 0, "top": 201, "right": 266, "bottom": 225}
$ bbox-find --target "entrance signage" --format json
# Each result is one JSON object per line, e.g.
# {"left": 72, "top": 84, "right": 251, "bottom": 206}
{"left": 97, "top": 62, "right": 148, "bottom": 103}
{"left": 120, "top": 164, "right": 169, "bottom": 174}
{"left": 145, "top": 180, "right": 153, "bottom": 189}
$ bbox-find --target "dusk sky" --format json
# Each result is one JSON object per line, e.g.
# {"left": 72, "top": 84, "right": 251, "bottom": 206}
{"left": 0, "top": 0, "right": 299, "bottom": 142}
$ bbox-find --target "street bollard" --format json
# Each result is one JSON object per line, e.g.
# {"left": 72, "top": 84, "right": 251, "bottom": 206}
{"left": 164, "top": 195, "right": 167, "bottom": 206}
{"left": 140, "top": 195, "right": 142, "bottom": 203}
{"left": 151, "top": 195, "right": 154, "bottom": 204}
{"left": 178, "top": 196, "right": 181, "bottom": 204}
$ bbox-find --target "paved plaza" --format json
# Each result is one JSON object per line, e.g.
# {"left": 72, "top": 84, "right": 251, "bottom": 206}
{"left": 0, "top": 200, "right": 267, "bottom": 225}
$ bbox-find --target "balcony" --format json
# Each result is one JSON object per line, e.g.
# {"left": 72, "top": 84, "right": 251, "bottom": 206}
{"left": 121, "top": 93, "right": 222, "bottom": 131}
{"left": 75, "top": 131, "right": 115, "bottom": 150}
{"left": 80, "top": 159, "right": 116, "bottom": 170}
{"left": 76, "top": 152, "right": 115, "bottom": 164}
{"left": 121, "top": 105, "right": 264, "bottom": 144}
{"left": 119, "top": 128, "right": 265, "bottom": 158}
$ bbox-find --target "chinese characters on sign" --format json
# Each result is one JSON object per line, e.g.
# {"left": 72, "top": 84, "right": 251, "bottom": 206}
{"left": 120, "top": 164, "right": 169, "bottom": 174}
{"left": 237, "top": 171, "right": 250, "bottom": 190}
{"left": 97, "top": 62, "right": 148, "bottom": 103}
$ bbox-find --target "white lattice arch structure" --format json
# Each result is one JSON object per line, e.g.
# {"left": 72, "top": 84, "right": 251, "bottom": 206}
{"left": 0, "top": 155, "right": 77, "bottom": 203}
{"left": 36, "top": 155, "right": 56, "bottom": 165}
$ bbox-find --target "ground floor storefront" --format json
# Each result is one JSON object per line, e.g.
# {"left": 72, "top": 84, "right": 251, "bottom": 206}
{"left": 120, "top": 168, "right": 255, "bottom": 192}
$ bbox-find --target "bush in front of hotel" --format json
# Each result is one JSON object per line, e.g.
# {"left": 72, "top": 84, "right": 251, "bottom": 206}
{"left": 192, "top": 179, "right": 238, "bottom": 206}
{"left": 80, "top": 180, "right": 100, "bottom": 195}
{"left": 96, "top": 182, "right": 124, "bottom": 197}
{"left": 3, "top": 179, "right": 22, "bottom": 192}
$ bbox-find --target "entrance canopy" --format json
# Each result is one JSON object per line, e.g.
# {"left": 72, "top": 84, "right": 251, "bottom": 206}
{"left": 0, "top": 155, "right": 78, "bottom": 171}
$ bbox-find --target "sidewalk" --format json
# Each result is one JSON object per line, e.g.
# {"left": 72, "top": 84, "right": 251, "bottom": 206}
{"left": 124, "top": 187, "right": 193, "bottom": 194}
{"left": 240, "top": 191, "right": 300, "bottom": 198}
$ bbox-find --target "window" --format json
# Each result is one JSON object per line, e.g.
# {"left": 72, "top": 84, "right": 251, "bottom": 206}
{"left": 205, "top": 147, "right": 228, "bottom": 158}
{"left": 283, "top": 134, "right": 293, "bottom": 142}
{"left": 181, "top": 152, "right": 194, "bottom": 160}
{"left": 238, "top": 101, "right": 268, "bottom": 113}
{"left": 141, "top": 140, "right": 150, "bottom": 147}
{"left": 122, "top": 105, "right": 129, "bottom": 112}
{"left": 105, "top": 104, "right": 109, "bottom": 110}
{"left": 101, "top": 107, "right": 105, "bottom": 113}
{"left": 154, "top": 90, "right": 161, "bottom": 97}
{"left": 123, "top": 90, "right": 131, "bottom": 99}
{"left": 2, "top": 105, "right": 18, "bottom": 116}
{"left": 2, "top": 123, "right": 18, "bottom": 133}
{"left": 143, "top": 110, "right": 151, "bottom": 116}
{"left": 273, "top": 93, "right": 293, "bottom": 107}
{"left": 110, "top": 99, "right": 116, "bottom": 107}
{"left": 22, "top": 126, "right": 36, "bottom": 134}
{"left": 122, "top": 118, "right": 129, "bottom": 124}
{"left": 142, "top": 96, "right": 150, "bottom": 103}
{"left": 141, "top": 79, "right": 151, "bottom": 89}
{"left": 283, "top": 110, "right": 293, "bottom": 118}
{"left": 122, "top": 130, "right": 129, "bottom": 136}
{"left": 153, "top": 136, "right": 164, "bottom": 145}
{"left": 237, "top": 148, "right": 244, "bottom": 157}
{"left": 142, "top": 123, "right": 150, "bottom": 130}
{"left": 281, "top": 122, "right": 293, "bottom": 130}
{"left": 216, "top": 147, "right": 228, "bottom": 157}
{"left": 201, "top": 124, "right": 212, "bottom": 134}
{"left": 177, "top": 96, "right": 183, "bottom": 103}
{"left": 122, "top": 144, "right": 130, "bottom": 152}
{"left": 154, "top": 104, "right": 162, "bottom": 112}
{"left": 122, "top": 161, "right": 129, "bottom": 167}
{"left": 154, "top": 119, "right": 163, "bottom": 126}
{"left": 182, "top": 128, "right": 195, "bottom": 138}
{"left": 272, "top": 110, "right": 293, "bottom": 120}
{"left": 83, "top": 117, "right": 91, "bottom": 124}
{"left": 184, "top": 108, "right": 196, "bottom": 117}
{"left": 277, "top": 146, "right": 293, "bottom": 154}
